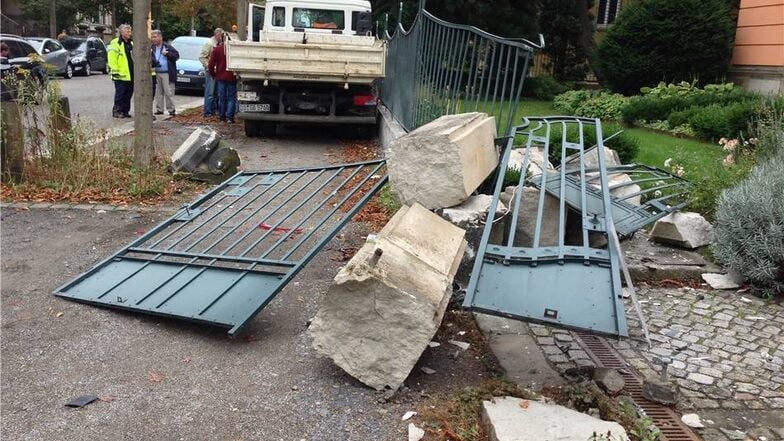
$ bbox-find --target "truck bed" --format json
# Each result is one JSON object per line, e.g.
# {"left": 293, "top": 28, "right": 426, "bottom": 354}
{"left": 226, "top": 31, "right": 386, "bottom": 85}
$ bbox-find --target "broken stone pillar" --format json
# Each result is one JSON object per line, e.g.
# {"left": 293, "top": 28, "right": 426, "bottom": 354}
{"left": 309, "top": 204, "right": 467, "bottom": 390}
{"left": 482, "top": 397, "right": 628, "bottom": 441}
{"left": 387, "top": 112, "right": 498, "bottom": 210}
{"left": 562, "top": 145, "right": 622, "bottom": 170}
{"left": 441, "top": 194, "right": 506, "bottom": 228}
{"left": 171, "top": 127, "right": 220, "bottom": 173}
{"left": 650, "top": 212, "right": 714, "bottom": 249}
{"left": 508, "top": 146, "right": 553, "bottom": 177}
{"left": 490, "top": 185, "right": 561, "bottom": 247}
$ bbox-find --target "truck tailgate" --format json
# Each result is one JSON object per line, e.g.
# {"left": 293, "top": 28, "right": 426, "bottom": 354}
{"left": 226, "top": 32, "right": 386, "bottom": 84}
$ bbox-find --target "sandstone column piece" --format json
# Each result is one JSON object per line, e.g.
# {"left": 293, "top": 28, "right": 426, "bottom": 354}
{"left": 387, "top": 113, "right": 498, "bottom": 210}
{"left": 309, "top": 204, "right": 467, "bottom": 390}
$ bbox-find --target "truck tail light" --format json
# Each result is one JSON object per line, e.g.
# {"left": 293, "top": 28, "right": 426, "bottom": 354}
{"left": 353, "top": 95, "right": 378, "bottom": 106}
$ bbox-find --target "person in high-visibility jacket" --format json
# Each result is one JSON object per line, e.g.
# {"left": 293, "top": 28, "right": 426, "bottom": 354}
{"left": 107, "top": 24, "right": 134, "bottom": 118}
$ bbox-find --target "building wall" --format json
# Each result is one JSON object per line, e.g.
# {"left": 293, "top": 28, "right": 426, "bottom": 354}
{"left": 731, "top": 0, "right": 784, "bottom": 94}
{"left": 732, "top": 0, "right": 784, "bottom": 67}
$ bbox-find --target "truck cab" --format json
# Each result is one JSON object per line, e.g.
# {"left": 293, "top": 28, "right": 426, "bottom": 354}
{"left": 228, "top": 0, "right": 385, "bottom": 137}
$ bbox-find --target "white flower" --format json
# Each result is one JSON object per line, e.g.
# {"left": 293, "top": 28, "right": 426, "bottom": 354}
{"left": 664, "top": 158, "right": 673, "bottom": 168}
{"left": 654, "top": 190, "right": 663, "bottom": 198}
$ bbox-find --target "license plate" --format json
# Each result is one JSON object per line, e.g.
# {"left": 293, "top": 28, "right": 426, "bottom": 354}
{"left": 177, "top": 76, "right": 191, "bottom": 83}
{"left": 239, "top": 103, "right": 271, "bottom": 112}
{"left": 237, "top": 91, "right": 258, "bottom": 101}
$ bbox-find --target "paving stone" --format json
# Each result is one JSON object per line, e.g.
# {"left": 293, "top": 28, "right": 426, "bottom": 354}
{"left": 552, "top": 333, "right": 573, "bottom": 342}
{"left": 536, "top": 337, "right": 555, "bottom": 345}
{"left": 735, "top": 382, "right": 761, "bottom": 394}
{"left": 687, "top": 373, "right": 715, "bottom": 385}
{"left": 701, "top": 428, "right": 731, "bottom": 441}
{"left": 690, "top": 398, "right": 720, "bottom": 409}
{"left": 530, "top": 326, "right": 550, "bottom": 337}
{"left": 699, "top": 367, "right": 724, "bottom": 378}
{"left": 713, "top": 312, "right": 734, "bottom": 322}
{"left": 541, "top": 345, "right": 563, "bottom": 356}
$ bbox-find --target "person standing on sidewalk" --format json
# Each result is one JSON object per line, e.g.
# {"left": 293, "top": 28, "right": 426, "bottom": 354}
{"left": 207, "top": 40, "right": 237, "bottom": 123}
{"left": 150, "top": 30, "right": 180, "bottom": 116}
{"left": 198, "top": 28, "right": 224, "bottom": 117}
{"left": 107, "top": 24, "right": 134, "bottom": 118}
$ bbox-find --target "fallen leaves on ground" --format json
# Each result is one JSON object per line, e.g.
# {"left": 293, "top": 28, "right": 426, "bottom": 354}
{"left": 148, "top": 371, "right": 165, "bottom": 383}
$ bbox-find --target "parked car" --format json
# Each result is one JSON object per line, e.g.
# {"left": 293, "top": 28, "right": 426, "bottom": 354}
{"left": 170, "top": 36, "right": 210, "bottom": 93}
{"left": 0, "top": 34, "right": 48, "bottom": 100}
{"left": 27, "top": 37, "right": 73, "bottom": 79}
{"left": 61, "top": 37, "right": 109, "bottom": 76}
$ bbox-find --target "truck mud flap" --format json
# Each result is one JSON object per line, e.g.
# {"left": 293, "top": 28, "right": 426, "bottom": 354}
{"left": 464, "top": 117, "right": 629, "bottom": 337}
{"left": 54, "top": 160, "right": 387, "bottom": 337}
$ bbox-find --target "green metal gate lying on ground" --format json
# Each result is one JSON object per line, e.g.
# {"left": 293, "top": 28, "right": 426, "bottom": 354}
{"left": 54, "top": 160, "right": 387, "bottom": 337}
{"left": 465, "top": 117, "right": 627, "bottom": 337}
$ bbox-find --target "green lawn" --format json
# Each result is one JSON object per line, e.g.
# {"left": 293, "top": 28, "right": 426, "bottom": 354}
{"left": 515, "top": 99, "right": 723, "bottom": 178}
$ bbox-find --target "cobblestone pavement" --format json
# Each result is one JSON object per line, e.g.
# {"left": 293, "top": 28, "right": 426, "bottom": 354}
{"left": 527, "top": 287, "right": 784, "bottom": 441}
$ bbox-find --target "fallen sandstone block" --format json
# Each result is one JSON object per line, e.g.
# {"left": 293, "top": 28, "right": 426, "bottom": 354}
{"left": 171, "top": 127, "right": 220, "bottom": 173}
{"left": 482, "top": 396, "right": 628, "bottom": 441}
{"left": 387, "top": 112, "right": 498, "bottom": 210}
{"left": 651, "top": 211, "right": 714, "bottom": 249}
{"left": 309, "top": 204, "right": 467, "bottom": 390}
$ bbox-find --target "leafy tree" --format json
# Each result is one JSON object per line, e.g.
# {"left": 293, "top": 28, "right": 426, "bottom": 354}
{"left": 162, "top": 0, "right": 235, "bottom": 37}
{"left": 594, "top": 0, "right": 735, "bottom": 95}
{"left": 537, "top": 0, "right": 594, "bottom": 82}
{"left": 18, "top": 0, "right": 130, "bottom": 35}
{"left": 372, "top": 0, "right": 539, "bottom": 39}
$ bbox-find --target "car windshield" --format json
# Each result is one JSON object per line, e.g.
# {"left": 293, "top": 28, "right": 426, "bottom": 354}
{"left": 27, "top": 39, "right": 44, "bottom": 51}
{"left": 62, "top": 39, "right": 87, "bottom": 52}
{"left": 172, "top": 40, "right": 205, "bottom": 60}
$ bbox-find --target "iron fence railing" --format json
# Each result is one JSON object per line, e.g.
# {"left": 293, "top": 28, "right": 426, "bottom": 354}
{"left": 381, "top": 3, "right": 543, "bottom": 135}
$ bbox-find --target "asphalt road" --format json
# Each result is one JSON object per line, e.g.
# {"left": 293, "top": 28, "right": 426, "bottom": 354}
{"left": 57, "top": 74, "right": 202, "bottom": 131}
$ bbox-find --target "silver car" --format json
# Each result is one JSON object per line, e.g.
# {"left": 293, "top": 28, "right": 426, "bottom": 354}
{"left": 27, "top": 37, "right": 73, "bottom": 79}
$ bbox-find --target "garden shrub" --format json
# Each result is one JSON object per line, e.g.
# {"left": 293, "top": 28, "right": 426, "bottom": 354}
{"left": 594, "top": 0, "right": 735, "bottom": 95}
{"left": 713, "top": 152, "right": 784, "bottom": 295}
{"left": 621, "top": 83, "right": 753, "bottom": 126}
{"left": 668, "top": 101, "right": 757, "bottom": 140}
{"left": 523, "top": 76, "right": 570, "bottom": 101}
{"left": 546, "top": 122, "right": 640, "bottom": 166}
{"left": 552, "top": 90, "right": 628, "bottom": 120}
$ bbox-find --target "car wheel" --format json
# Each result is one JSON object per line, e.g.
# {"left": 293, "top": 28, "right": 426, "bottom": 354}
{"left": 84, "top": 62, "right": 91, "bottom": 76}
{"left": 64, "top": 63, "right": 73, "bottom": 79}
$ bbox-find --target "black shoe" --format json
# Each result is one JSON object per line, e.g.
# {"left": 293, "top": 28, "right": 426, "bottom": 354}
{"left": 113, "top": 112, "right": 123, "bottom": 118}
{"left": 169, "top": 110, "right": 176, "bottom": 116}
{"left": 219, "top": 117, "right": 227, "bottom": 122}
{"left": 154, "top": 111, "right": 164, "bottom": 115}
{"left": 122, "top": 113, "right": 132, "bottom": 118}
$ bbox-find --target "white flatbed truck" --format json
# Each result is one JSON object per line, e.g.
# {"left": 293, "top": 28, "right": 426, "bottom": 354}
{"left": 226, "top": 0, "right": 386, "bottom": 137}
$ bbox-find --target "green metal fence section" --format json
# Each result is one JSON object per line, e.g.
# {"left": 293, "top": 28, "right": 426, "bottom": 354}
{"left": 381, "top": 2, "right": 543, "bottom": 135}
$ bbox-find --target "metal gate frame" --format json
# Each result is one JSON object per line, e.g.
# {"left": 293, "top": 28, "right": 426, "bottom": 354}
{"left": 464, "top": 117, "right": 629, "bottom": 337}
{"left": 55, "top": 160, "right": 388, "bottom": 337}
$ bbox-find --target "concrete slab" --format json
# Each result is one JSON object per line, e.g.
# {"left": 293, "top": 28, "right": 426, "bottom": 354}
{"left": 482, "top": 396, "right": 628, "bottom": 441}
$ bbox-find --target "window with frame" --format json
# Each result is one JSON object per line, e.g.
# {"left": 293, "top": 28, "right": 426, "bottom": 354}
{"left": 597, "top": 0, "right": 621, "bottom": 26}
{"left": 272, "top": 7, "right": 286, "bottom": 27}
{"left": 292, "top": 8, "right": 345, "bottom": 30}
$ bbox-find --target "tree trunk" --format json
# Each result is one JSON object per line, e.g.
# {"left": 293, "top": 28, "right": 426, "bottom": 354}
{"left": 237, "top": 0, "right": 248, "bottom": 40}
{"left": 111, "top": 0, "right": 117, "bottom": 31}
{"left": 49, "top": 1, "right": 57, "bottom": 39}
{"left": 132, "top": 0, "right": 154, "bottom": 169}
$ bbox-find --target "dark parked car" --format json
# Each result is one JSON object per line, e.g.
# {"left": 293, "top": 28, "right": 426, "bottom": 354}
{"left": 170, "top": 36, "right": 210, "bottom": 93}
{"left": 61, "top": 37, "right": 109, "bottom": 76}
{"left": 27, "top": 37, "right": 73, "bottom": 79}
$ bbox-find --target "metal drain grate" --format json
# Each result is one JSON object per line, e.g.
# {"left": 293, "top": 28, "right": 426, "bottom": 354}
{"left": 574, "top": 332, "right": 701, "bottom": 441}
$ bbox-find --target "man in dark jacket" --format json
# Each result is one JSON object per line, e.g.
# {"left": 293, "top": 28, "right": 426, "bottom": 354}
{"left": 151, "top": 29, "right": 180, "bottom": 116}
{"left": 208, "top": 41, "right": 237, "bottom": 123}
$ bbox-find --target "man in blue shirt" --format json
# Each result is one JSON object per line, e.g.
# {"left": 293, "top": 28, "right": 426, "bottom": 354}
{"left": 150, "top": 30, "right": 179, "bottom": 116}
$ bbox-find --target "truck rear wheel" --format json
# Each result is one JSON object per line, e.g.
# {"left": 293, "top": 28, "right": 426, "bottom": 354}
{"left": 244, "top": 120, "right": 261, "bottom": 137}
{"left": 260, "top": 122, "right": 277, "bottom": 137}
